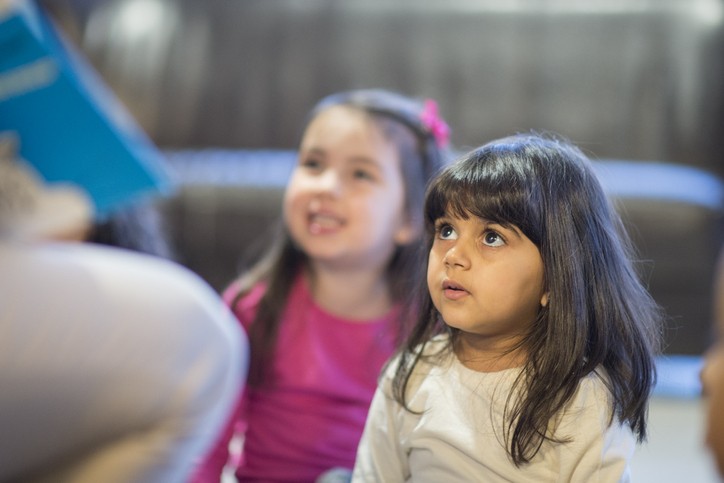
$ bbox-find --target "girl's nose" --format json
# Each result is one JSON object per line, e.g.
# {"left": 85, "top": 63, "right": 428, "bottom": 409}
{"left": 443, "top": 242, "right": 471, "bottom": 270}
{"left": 314, "top": 169, "right": 342, "bottom": 196}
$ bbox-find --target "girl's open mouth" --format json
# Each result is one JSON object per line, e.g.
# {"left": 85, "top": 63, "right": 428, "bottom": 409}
{"left": 442, "top": 280, "right": 468, "bottom": 300}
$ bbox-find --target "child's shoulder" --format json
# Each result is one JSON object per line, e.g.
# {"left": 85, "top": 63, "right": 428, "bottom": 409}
{"left": 221, "top": 280, "right": 267, "bottom": 319}
{"left": 382, "top": 334, "right": 453, "bottom": 383}
{"left": 412, "top": 334, "right": 453, "bottom": 367}
{"left": 415, "top": 334, "right": 450, "bottom": 355}
{"left": 578, "top": 368, "right": 613, "bottom": 398}
{"left": 563, "top": 368, "right": 616, "bottom": 421}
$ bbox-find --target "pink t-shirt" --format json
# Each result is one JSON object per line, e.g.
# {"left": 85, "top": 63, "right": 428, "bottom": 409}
{"left": 194, "top": 274, "right": 398, "bottom": 482}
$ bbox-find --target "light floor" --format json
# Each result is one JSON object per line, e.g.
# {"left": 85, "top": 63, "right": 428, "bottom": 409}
{"left": 630, "top": 355, "right": 719, "bottom": 482}
{"left": 632, "top": 395, "right": 719, "bottom": 482}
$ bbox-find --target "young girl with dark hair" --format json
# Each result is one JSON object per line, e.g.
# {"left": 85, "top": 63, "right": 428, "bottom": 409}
{"left": 193, "top": 89, "right": 451, "bottom": 482}
{"left": 353, "top": 133, "right": 662, "bottom": 482}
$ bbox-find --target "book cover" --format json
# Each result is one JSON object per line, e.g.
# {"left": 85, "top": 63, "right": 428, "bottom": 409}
{"left": 0, "top": 0, "right": 173, "bottom": 219}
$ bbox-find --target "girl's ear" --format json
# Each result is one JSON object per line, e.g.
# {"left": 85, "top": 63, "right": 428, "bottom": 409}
{"left": 540, "top": 292, "right": 549, "bottom": 308}
{"left": 394, "top": 214, "right": 421, "bottom": 246}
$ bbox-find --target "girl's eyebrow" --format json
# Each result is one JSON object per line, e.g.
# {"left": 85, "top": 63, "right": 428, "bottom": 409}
{"left": 347, "top": 156, "right": 382, "bottom": 168}
{"left": 302, "top": 146, "right": 379, "bottom": 168}
{"left": 300, "top": 147, "right": 325, "bottom": 157}
{"left": 482, "top": 219, "right": 524, "bottom": 239}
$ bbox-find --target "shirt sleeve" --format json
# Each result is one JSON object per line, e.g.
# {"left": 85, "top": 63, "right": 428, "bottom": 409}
{"left": 189, "top": 283, "right": 253, "bottom": 482}
{"left": 0, "top": 243, "right": 247, "bottom": 483}
{"left": 351, "top": 372, "right": 409, "bottom": 481}
{"left": 555, "top": 378, "right": 636, "bottom": 483}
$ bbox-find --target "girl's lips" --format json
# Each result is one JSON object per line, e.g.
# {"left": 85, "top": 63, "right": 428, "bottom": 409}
{"left": 308, "top": 211, "right": 344, "bottom": 235}
{"left": 442, "top": 279, "right": 469, "bottom": 300}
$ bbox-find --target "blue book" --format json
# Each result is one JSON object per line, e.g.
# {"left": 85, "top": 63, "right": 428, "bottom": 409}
{"left": 0, "top": 1, "right": 172, "bottom": 219}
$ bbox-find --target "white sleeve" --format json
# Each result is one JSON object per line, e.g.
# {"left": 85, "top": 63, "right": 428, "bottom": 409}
{"left": 0, "top": 242, "right": 248, "bottom": 483}
{"left": 352, "top": 376, "right": 409, "bottom": 482}
{"left": 555, "top": 378, "right": 636, "bottom": 483}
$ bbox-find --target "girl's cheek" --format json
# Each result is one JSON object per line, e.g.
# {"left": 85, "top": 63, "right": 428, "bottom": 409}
{"left": 702, "top": 348, "right": 724, "bottom": 395}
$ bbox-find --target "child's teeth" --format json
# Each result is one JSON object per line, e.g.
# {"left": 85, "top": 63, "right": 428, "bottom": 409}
{"left": 313, "top": 214, "right": 339, "bottom": 226}
{"left": 310, "top": 214, "right": 342, "bottom": 233}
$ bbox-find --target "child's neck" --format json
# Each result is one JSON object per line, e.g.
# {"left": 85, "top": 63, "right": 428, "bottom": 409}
{"left": 454, "top": 334, "right": 527, "bottom": 373}
{"left": 305, "top": 263, "right": 393, "bottom": 321}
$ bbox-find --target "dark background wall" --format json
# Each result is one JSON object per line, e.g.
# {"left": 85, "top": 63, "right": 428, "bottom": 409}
{"left": 46, "top": 0, "right": 724, "bottom": 177}
{"left": 39, "top": 0, "right": 724, "bottom": 355}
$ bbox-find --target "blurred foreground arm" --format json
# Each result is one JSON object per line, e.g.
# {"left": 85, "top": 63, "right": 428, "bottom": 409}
{"left": 0, "top": 241, "right": 248, "bottom": 483}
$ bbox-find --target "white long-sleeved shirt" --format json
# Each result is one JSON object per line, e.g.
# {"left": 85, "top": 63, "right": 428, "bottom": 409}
{"left": 353, "top": 337, "right": 636, "bottom": 482}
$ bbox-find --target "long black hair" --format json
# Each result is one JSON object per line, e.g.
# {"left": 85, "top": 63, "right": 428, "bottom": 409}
{"left": 392, "top": 132, "right": 663, "bottom": 466}
{"left": 233, "top": 89, "right": 451, "bottom": 386}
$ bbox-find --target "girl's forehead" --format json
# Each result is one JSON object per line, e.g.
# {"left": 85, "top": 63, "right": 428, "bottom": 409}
{"left": 439, "top": 204, "right": 473, "bottom": 218}
{"left": 435, "top": 201, "right": 521, "bottom": 228}
{"left": 301, "top": 106, "right": 390, "bottom": 148}
{"left": 310, "top": 104, "right": 371, "bottom": 126}
{"left": 439, "top": 208, "right": 498, "bottom": 224}
{"left": 299, "top": 107, "right": 405, "bottom": 174}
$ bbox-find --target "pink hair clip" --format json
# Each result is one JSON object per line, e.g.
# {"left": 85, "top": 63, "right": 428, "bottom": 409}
{"left": 420, "top": 99, "right": 450, "bottom": 148}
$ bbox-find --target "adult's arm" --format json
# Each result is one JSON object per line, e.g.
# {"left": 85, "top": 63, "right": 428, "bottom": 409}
{"left": 0, "top": 241, "right": 248, "bottom": 483}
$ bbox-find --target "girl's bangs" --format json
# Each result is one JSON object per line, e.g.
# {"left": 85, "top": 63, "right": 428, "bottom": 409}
{"left": 425, "top": 155, "right": 535, "bottom": 233}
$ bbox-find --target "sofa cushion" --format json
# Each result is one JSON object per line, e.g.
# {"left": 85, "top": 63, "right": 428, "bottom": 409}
{"left": 159, "top": 150, "right": 724, "bottom": 355}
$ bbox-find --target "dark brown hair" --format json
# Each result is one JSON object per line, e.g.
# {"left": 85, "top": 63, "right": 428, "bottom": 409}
{"left": 233, "top": 89, "right": 451, "bottom": 386}
{"left": 392, "top": 132, "right": 663, "bottom": 466}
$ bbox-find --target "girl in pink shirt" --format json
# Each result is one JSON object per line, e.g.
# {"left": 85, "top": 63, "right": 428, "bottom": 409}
{"left": 193, "top": 89, "right": 451, "bottom": 482}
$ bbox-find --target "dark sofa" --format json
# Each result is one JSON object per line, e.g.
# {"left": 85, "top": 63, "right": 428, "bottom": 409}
{"left": 51, "top": 0, "right": 724, "bottom": 356}
{"left": 151, "top": 149, "right": 724, "bottom": 357}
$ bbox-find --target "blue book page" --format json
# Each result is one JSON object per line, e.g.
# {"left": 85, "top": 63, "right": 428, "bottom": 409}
{"left": 0, "top": 1, "right": 173, "bottom": 218}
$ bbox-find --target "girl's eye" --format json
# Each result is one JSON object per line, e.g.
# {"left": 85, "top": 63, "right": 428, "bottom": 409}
{"left": 483, "top": 230, "right": 505, "bottom": 247}
{"left": 437, "top": 223, "right": 457, "bottom": 240}
{"left": 352, "top": 169, "right": 375, "bottom": 181}
{"left": 301, "top": 158, "right": 323, "bottom": 171}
